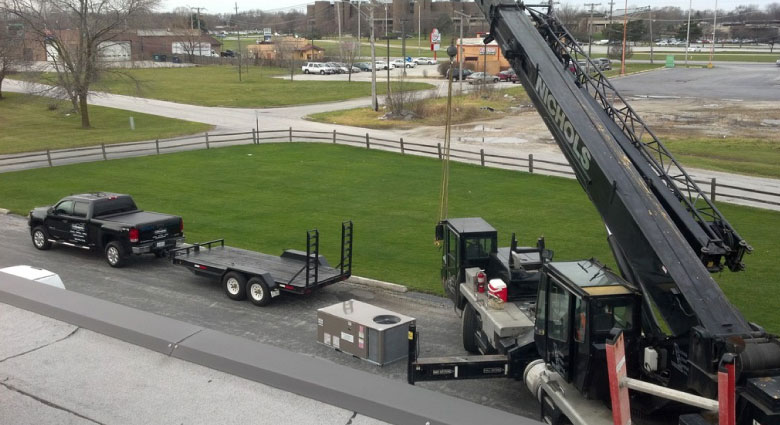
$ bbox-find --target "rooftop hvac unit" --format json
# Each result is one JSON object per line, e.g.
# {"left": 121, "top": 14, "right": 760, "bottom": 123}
{"left": 317, "top": 299, "right": 415, "bottom": 366}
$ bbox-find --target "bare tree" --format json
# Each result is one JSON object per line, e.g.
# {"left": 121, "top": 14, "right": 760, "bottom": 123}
{"left": 1, "top": 0, "right": 158, "bottom": 128}
{"left": 339, "top": 37, "right": 359, "bottom": 82}
{"left": 275, "top": 37, "right": 299, "bottom": 81}
{"left": 0, "top": 21, "right": 25, "bottom": 99}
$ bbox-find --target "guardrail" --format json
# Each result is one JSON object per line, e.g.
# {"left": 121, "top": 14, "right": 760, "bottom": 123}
{"left": 1, "top": 128, "right": 778, "bottom": 210}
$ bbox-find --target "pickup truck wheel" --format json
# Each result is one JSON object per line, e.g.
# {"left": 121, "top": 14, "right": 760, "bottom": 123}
{"left": 247, "top": 277, "right": 272, "bottom": 307}
{"left": 223, "top": 271, "right": 247, "bottom": 301}
{"left": 31, "top": 226, "right": 52, "bottom": 250}
{"left": 462, "top": 303, "right": 480, "bottom": 354}
{"left": 154, "top": 250, "right": 168, "bottom": 259}
{"left": 105, "top": 241, "right": 127, "bottom": 268}
{"left": 304, "top": 69, "right": 310, "bottom": 74}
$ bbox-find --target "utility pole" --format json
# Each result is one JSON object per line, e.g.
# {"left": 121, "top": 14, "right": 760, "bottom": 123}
{"left": 418, "top": 0, "right": 422, "bottom": 57}
{"left": 370, "top": 4, "right": 377, "bottom": 111}
{"left": 401, "top": 19, "right": 407, "bottom": 76}
{"left": 454, "top": 10, "right": 469, "bottom": 93}
{"left": 235, "top": 2, "right": 241, "bottom": 82}
{"left": 191, "top": 7, "right": 206, "bottom": 56}
{"left": 357, "top": 0, "right": 361, "bottom": 52}
{"left": 385, "top": 3, "right": 388, "bottom": 37}
{"left": 620, "top": 0, "right": 627, "bottom": 75}
{"left": 684, "top": 0, "right": 692, "bottom": 66}
{"left": 585, "top": 2, "right": 600, "bottom": 60}
{"left": 336, "top": 1, "right": 342, "bottom": 44}
{"left": 608, "top": 0, "right": 615, "bottom": 23}
{"left": 647, "top": 6, "right": 654, "bottom": 64}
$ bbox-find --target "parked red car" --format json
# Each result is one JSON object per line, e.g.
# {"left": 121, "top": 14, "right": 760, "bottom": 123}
{"left": 498, "top": 69, "right": 518, "bottom": 83}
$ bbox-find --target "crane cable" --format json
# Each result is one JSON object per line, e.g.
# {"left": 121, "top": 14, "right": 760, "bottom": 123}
{"left": 437, "top": 55, "right": 456, "bottom": 245}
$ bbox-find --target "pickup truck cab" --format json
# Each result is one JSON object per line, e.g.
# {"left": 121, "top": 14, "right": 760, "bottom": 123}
{"left": 28, "top": 192, "right": 184, "bottom": 267}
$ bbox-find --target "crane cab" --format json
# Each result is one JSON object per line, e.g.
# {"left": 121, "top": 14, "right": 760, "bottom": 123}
{"left": 534, "top": 259, "right": 642, "bottom": 401}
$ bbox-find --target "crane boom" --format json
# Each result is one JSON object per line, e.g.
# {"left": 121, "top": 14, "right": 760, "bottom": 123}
{"left": 473, "top": 0, "right": 752, "bottom": 339}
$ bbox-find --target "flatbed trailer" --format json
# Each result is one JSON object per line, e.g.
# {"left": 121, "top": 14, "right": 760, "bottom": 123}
{"left": 171, "top": 221, "right": 353, "bottom": 306}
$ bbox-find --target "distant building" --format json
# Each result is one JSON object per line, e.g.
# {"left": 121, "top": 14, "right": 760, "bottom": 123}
{"left": 246, "top": 37, "right": 325, "bottom": 61}
{"left": 306, "top": 0, "right": 488, "bottom": 40}
{"left": 456, "top": 35, "right": 510, "bottom": 75}
{"left": 20, "top": 28, "right": 221, "bottom": 62}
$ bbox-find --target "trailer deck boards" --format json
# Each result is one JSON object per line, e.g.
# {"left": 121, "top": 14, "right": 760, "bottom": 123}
{"left": 175, "top": 245, "right": 342, "bottom": 288}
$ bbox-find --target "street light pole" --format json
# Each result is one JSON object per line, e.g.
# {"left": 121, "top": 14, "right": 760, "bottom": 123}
{"left": 418, "top": 0, "right": 421, "bottom": 57}
{"left": 454, "top": 10, "right": 469, "bottom": 93}
{"left": 708, "top": 0, "right": 717, "bottom": 68}
{"left": 585, "top": 2, "right": 600, "bottom": 59}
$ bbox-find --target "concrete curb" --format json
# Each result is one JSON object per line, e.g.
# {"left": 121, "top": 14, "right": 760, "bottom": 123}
{"left": 347, "top": 275, "right": 408, "bottom": 293}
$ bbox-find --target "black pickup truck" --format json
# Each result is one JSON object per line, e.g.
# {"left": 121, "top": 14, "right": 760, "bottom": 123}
{"left": 28, "top": 192, "right": 184, "bottom": 267}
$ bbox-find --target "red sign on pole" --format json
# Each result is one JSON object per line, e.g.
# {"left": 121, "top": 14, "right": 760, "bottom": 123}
{"left": 430, "top": 28, "right": 440, "bottom": 60}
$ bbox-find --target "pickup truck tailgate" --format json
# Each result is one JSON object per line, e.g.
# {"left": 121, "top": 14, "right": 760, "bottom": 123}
{"left": 102, "top": 211, "right": 182, "bottom": 242}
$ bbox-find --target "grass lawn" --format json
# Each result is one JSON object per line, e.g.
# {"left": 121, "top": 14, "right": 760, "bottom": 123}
{"left": 664, "top": 138, "right": 780, "bottom": 179}
{"left": 0, "top": 143, "right": 778, "bottom": 332}
{"left": 308, "top": 85, "right": 530, "bottom": 129}
{"left": 0, "top": 92, "right": 212, "bottom": 155}
{"left": 16, "top": 66, "right": 433, "bottom": 108}
{"left": 602, "top": 62, "right": 665, "bottom": 77}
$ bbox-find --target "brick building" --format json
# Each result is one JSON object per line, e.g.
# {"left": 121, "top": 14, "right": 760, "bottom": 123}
{"left": 20, "top": 28, "right": 221, "bottom": 62}
{"left": 306, "top": 0, "right": 488, "bottom": 39}
{"left": 456, "top": 35, "right": 511, "bottom": 75}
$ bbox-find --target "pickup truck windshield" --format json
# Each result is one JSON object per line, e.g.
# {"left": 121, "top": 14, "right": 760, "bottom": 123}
{"left": 92, "top": 198, "right": 138, "bottom": 217}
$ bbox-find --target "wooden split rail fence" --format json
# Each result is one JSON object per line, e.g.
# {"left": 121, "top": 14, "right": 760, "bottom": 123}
{"left": 1, "top": 128, "right": 778, "bottom": 210}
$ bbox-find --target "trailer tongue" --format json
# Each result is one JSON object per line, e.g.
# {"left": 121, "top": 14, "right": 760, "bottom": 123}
{"left": 171, "top": 221, "right": 353, "bottom": 306}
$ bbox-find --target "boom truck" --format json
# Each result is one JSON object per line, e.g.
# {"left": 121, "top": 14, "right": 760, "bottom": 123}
{"left": 407, "top": 1, "right": 780, "bottom": 424}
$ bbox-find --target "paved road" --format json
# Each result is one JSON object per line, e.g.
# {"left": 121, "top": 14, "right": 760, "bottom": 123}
{"left": 0, "top": 212, "right": 538, "bottom": 419}
{"left": 611, "top": 63, "right": 780, "bottom": 101}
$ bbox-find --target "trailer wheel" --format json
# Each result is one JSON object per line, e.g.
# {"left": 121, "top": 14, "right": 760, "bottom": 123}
{"left": 462, "top": 303, "right": 479, "bottom": 354}
{"left": 222, "top": 271, "right": 247, "bottom": 301}
{"left": 31, "top": 226, "right": 52, "bottom": 250}
{"left": 105, "top": 241, "right": 127, "bottom": 268}
{"left": 247, "top": 277, "right": 272, "bottom": 307}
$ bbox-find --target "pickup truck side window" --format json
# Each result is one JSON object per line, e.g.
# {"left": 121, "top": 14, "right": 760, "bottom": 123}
{"left": 73, "top": 202, "right": 88, "bottom": 218}
{"left": 54, "top": 200, "right": 74, "bottom": 215}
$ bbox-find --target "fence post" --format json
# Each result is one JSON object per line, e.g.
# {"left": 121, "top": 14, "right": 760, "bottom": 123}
{"left": 529, "top": 154, "right": 534, "bottom": 174}
{"left": 252, "top": 129, "right": 257, "bottom": 144}
{"left": 289, "top": 127, "right": 293, "bottom": 142}
{"left": 333, "top": 130, "right": 337, "bottom": 144}
{"left": 480, "top": 149, "right": 485, "bottom": 166}
{"left": 155, "top": 140, "right": 159, "bottom": 155}
{"left": 437, "top": 143, "right": 442, "bottom": 160}
{"left": 101, "top": 143, "right": 108, "bottom": 160}
{"left": 365, "top": 133, "right": 370, "bottom": 149}
{"left": 711, "top": 178, "right": 717, "bottom": 202}
{"left": 46, "top": 149, "right": 52, "bottom": 167}
{"left": 400, "top": 137, "right": 405, "bottom": 155}
{"left": 205, "top": 132, "right": 210, "bottom": 149}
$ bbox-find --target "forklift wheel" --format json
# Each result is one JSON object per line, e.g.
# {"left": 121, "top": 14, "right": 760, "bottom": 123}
{"left": 462, "top": 303, "right": 480, "bottom": 354}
